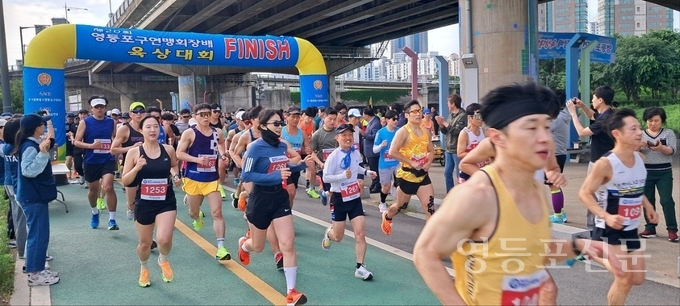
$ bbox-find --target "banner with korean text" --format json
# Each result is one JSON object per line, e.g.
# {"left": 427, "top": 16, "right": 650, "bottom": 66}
{"left": 538, "top": 32, "right": 617, "bottom": 64}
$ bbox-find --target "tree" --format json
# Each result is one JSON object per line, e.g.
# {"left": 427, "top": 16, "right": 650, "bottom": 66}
{"left": 0, "top": 79, "right": 23, "bottom": 113}
{"left": 645, "top": 29, "right": 680, "bottom": 99}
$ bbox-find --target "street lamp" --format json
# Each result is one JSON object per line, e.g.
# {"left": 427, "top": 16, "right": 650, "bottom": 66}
{"left": 64, "top": 2, "right": 88, "bottom": 22}
{"left": 19, "top": 25, "right": 49, "bottom": 65}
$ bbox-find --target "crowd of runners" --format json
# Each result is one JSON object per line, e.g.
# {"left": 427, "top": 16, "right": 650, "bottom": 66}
{"left": 4, "top": 80, "right": 676, "bottom": 306}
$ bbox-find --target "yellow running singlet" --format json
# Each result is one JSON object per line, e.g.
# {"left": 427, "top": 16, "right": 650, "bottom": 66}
{"left": 451, "top": 166, "right": 551, "bottom": 306}
{"left": 395, "top": 125, "right": 430, "bottom": 183}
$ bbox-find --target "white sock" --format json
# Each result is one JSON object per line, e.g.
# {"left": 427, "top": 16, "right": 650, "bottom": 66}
{"left": 92, "top": 207, "right": 99, "bottom": 214}
{"left": 109, "top": 211, "right": 116, "bottom": 220}
{"left": 140, "top": 260, "right": 149, "bottom": 269}
{"left": 217, "top": 238, "right": 224, "bottom": 248}
{"left": 158, "top": 253, "right": 168, "bottom": 263}
{"left": 283, "top": 266, "right": 297, "bottom": 293}
{"left": 241, "top": 241, "right": 249, "bottom": 252}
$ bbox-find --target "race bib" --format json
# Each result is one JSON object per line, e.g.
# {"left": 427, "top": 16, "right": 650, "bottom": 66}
{"left": 322, "top": 148, "right": 334, "bottom": 160}
{"left": 500, "top": 270, "right": 548, "bottom": 306}
{"left": 340, "top": 180, "right": 361, "bottom": 202}
{"left": 384, "top": 151, "right": 394, "bottom": 162}
{"left": 411, "top": 154, "right": 427, "bottom": 166}
{"left": 140, "top": 178, "right": 167, "bottom": 201}
{"left": 196, "top": 154, "right": 217, "bottom": 172}
{"left": 93, "top": 139, "right": 112, "bottom": 154}
{"left": 618, "top": 196, "right": 642, "bottom": 226}
{"left": 268, "top": 155, "right": 288, "bottom": 173}
{"left": 292, "top": 143, "right": 303, "bottom": 154}
{"left": 353, "top": 142, "right": 360, "bottom": 151}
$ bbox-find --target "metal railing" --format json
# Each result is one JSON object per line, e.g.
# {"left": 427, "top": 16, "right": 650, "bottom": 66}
{"left": 316, "top": 46, "right": 373, "bottom": 59}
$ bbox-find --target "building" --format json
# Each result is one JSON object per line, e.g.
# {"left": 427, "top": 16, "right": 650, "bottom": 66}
{"left": 538, "top": 0, "right": 588, "bottom": 32}
{"left": 449, "top": 53, "right": 460, "bottom": 78}
{"left": 589, "top": 21, "right": 600, "bottom": 34}
{"left": 597, "top": 0, "right": 674, "bottom": 36}
{"left": 389, "top": 32, "right": 428, "bottom": 55}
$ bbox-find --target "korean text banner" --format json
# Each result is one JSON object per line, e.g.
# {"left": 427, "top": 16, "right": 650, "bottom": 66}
{"left": 75, "top": 25, "right": 300, "bottom": 68}
{"left": 23, "top": 67, "right": 67, "bottom": 157}
{"left": 538, "top": 32, "right": 617, "bottom": 64}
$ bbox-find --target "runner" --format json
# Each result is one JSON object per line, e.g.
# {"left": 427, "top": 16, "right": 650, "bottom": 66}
{"left": 320, "top": 123, "right": 377, "bottom": 281}
{"left": 228, "top": 111, "right": 251, "bottom": 209}
{"left": 412, "top": 82, "right": 623, "bottom": 305}
{"left": 456, "top": 103, "right": 489, "bottom": 184}
{"left": 111, "top": 102, "right": 145, "bottom": 221}
{"left": 225, "top": 110, "right": 246, "bottom": 189}
{"left": 121, "top": 115, "right": 182, "bottom": 287}
{"left": 280, "top": 106, "right": 311, "bottom": 209}
{"left": 579, "top": 108, "right": 658, "bottom": 306}
{"left": 381, "top": 100, "right": 436, "bottom": 235}
{"left": 74, "top": 96, "right": 119, "bottom": 230}
{"left": 209, "top": 103, "right": 228, "bottom": 199}
{"left": 176, "top": 103, "right": 231, "bottom": 261}
{"left": 300, "top": 107, "right": 320, "bottom": 199}
{"left": 372, "top": 110, "right": 400, "bottom": 213}
{"left": 310, "top": 108, "right": 340, "bottom": 206}
{"left": 549, "top": 97, "right": 571, "bottom": 223}
{"left": 232, "top": 106, "right": 264, "bottom": 211}
{"left": 237, "top": 109, "right": 308, "bottom": 306}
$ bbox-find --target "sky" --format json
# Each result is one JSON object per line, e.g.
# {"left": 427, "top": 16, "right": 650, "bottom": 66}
{"left": 2, "top": 0, "right": 679, "bottom": 68}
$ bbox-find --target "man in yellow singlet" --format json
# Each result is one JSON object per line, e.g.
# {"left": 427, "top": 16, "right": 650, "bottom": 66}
{"left": 381, "top": 100, "right": 435, "bottom": 236}
{"left": 413, "top": 82, "right": 623, "bottom": 305}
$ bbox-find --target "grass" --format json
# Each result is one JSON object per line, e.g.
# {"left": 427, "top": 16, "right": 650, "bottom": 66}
{"left": 0, "top": 189, "right": 15, "bottom": 304}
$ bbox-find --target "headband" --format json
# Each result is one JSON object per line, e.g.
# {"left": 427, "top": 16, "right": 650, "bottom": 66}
{"left": 482, "top": 99, "right": 550, "bottom": 130}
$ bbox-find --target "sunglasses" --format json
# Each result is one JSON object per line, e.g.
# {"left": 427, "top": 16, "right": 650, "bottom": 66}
{"left": 408, "top": 109, "right": 422, "bottom": 114}
{"left": 212, "top": 110, "right": 221, "bottom": 113}
{"left": 243, "top": 120, "right": 252, "bottom": 125}
{"left": 267, "top": 120, "right": 286, "bottom": 127}
{"left": 182, "top": 115, "right": 191, "bottom": 119}
{"left": 197, "top": 112, "right": 211, "bottom": 118}
{"left": 473, "top": 113, "right": 482, "bottom": 120}
{"left": 389, "top": 117, "right": 398, "bottom": 121}
{"left": 93, "top": 105, "right": 107, "bottom": 109}
{"left": 131, "top": 108, "right": 145, "bottom": 114}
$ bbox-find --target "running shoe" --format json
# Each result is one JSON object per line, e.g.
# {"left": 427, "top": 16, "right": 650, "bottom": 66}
{"left": 108, "top": 219, "right": 119, "bottom": 230}
{"left": 158, "top": 259, "right": 173, "bottom": 282}
{"left": 550, "top": 214, "right": 565, "bottom": 224}
{"left": 90, "top": 212, "right": 100, "bottom": 229}
{"left": 275, "top": 252, "right": 283, "bottom": 271}
{"left": 321, "top": 226, "right": 332, "bottom": 251}
{"left": 96, "top": 197, "right": 106, "bottom": 210}
{"left": 306, "top": 188, "right": 320, "bottom": 199}
{"left": 380, "top": 211, "right": 392, "bottom": 235}
{"left": 231, "top": 193, "right": 239, "bottom": 209}
{"left": 562, "top": 210, "right": 568, "bottom": 223}
{"left": 234, "top": 178, "right": 240, "bottom": 186}
{"left": 238, "top": 237, "right": 250, "bottom": 266}
{"left": 286, "top": 288, "right": 307, "bottom": 306}
{"left": 28, "top": 271, "right": 60, "bottom": 287}
{"left": 378, "top": 203, "right": 387, "bottom": 213}
{"left": 355, "top": 264, "right": 373, "bottom": 281}
{"left": 238, "top": 196, "right": 247, "bottom": 211}
{"left": 183, "top": 194, "right": 188, "bottom": 206}
{"left": 138, "top": 268, "right": 150, "bottom": 287}
{"left": 320, "top": 191, "right": 328, "bottom": 206}
{"left": 216, "top": 246, "right": 232, "bottom": 261}
{"left": 193, "top": 211, "right": 204, "bottom": 232}
{"left": 219, "top": 185, "right": 227, "bottom": 199}
{"left": 639, "top": 229, "right": 657, "bottom": 238}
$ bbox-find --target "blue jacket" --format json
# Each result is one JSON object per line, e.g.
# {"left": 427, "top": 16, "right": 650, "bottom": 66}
{"left": 3, "top": 144, "right": 19, "bottom": 193}
{"left": 362, "top": 116, "right": 382, "bottom": 158}
{"left": 17, "top": 138, "right": 57, "bottom": 204}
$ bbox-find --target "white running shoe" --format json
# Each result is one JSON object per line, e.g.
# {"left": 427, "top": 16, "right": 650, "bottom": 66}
{"left": 322, "top": 226, "right": 332, "bottom": 251}
{"left": 28, "top": 271, "right": 60, "bottom": 286}
{"left": 355, "top": 265, "right": 373, "bottom": 281}
{"left": 378, "top": 203, "right": 387, "bottom": 213}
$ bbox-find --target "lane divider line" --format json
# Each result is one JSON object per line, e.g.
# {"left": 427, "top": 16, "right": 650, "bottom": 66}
{"left": 174, "top": 219, "right": 287, "bottom": 305}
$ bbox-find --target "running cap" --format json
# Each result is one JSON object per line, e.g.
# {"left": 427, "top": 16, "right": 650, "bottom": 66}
{"left": 130, "top": 102, "right": 145, "bottom": 111}
{"left": 90, "top": 98, "right": 107, "bottom": 107}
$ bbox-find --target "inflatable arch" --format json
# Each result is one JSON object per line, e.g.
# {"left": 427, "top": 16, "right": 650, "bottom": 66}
{"left": 23, "top": 24, "right": 328, "bottom": 159}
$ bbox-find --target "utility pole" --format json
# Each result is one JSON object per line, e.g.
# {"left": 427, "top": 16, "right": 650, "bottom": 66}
{"left": 0, "top": 0, "right": 14, "bottom": 112}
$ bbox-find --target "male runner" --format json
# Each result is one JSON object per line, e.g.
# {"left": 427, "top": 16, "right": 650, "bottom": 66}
{"left": 280, "top": 106, "right": 312, "bottom": 209}
{"left": 381, "top": 100, "right": 435, "bottom": 235}
{"left": 310, "top": 108, "right": 340, "bottom": 206}
{"left": 111, "top": 102, "right": 146, "bottom": 220}
{"left": 412, "top": 82, "right": 622, "bottom": 305}
{"left": 74, "top": 96, "right": 119, "bottom": 230}
{"left": 321, "top": 124, "right": 377, "bottom": 280}
{"left": 209, "top": 103, "right": 228, "bottom": 198}
{"left": 579, "top": 108, "right": 658, "bottom": 306}
{"left": 372, "top": 110, "right": 400, "bottom": 212}
{"left": 300, "top": 107, "right": 320, "bottom": 199}
{"left": 176, "top": 103, "right": 231, "bottom": 261}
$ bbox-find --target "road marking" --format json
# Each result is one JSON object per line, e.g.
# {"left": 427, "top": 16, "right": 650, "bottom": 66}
{"left": 174, "top": 219, "right": 287, "bottom": 305}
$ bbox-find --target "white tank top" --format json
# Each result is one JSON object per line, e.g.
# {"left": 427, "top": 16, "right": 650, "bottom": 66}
{"left": 596, "top": 151, "right": 646, "bottom": 231}
{"left": 463, "top": 127, "right": 485, "bottom": 152}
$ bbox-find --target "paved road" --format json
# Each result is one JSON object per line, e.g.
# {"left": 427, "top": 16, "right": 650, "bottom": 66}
{"left": 10, "top": 173, "right": 680, "bottom": 305}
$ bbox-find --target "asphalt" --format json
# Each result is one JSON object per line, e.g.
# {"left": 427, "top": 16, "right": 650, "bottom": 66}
{"left": 9, "top": 156, "right": 680, "bottom": 305}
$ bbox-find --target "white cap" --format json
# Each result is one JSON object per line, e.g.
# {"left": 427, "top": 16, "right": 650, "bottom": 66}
{"left": 188, "top": 118, "right": 198, "bottom": 127}
{"left": 111, "top": 108, "right": 121, "bottom": 115}
{"left": 106, "top": 110, "right": 112, "bottom": 116}
{"left": 235, "top": 111, "right": 246, "bottom": 120}
{"left": 90, "top": 98, "right": 107, "bottom": 107}
{"left": 347, "top": 108, "right": 362, "bottom": 118}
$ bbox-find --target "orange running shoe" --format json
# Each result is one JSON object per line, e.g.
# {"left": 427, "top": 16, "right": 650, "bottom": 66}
{"left": 381, "top": 211, "right": 392, "bottom": 235}
{"left": 286, "top": 288, "right": 307, "bottom": 306}
{"left": 138, "top": 269, "right": 150, "bottom": 288}
{"left": 238, "top": 237, "right": 250, "bottom": 266}
{"left": 158, "top": 259, "right": 173, "bottom": 283}
{"left": 238, "top": 196, "right": 247, "bottom": 211}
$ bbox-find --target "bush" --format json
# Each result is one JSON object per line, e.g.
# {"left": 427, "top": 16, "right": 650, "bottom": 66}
{"left": 0, "top": 190, "right": 15, "bottom": 301}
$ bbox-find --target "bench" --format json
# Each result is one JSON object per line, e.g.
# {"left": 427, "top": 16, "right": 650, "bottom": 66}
{"left": 51, "top": 163, "right": 69, "bottom": 213}
{"left": 567, "top": 148, "right": 590, "bottom": 163}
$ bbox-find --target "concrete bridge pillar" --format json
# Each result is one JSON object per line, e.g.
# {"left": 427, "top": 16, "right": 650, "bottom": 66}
{"left": 120, "top": 95, "right": 133, "bottom": 113}
{"left": 459, "top": 0, "right": 539, "bottom": 99}
{"left": 178, "top": 75, "right": 207, "bottom": 111}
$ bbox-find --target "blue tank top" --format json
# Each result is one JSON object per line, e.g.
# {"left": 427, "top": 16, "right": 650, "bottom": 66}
{"left": 281, "top": 127, "right": 304, "bottom": 155}
{"left": 158, "top": 124, "right": 166, "bottom": 145}
{"left": 83, "top": 116, "right": 115, "bottom": 164}
{"left": 184, "top": 126, "right": 220, "bottom": 182}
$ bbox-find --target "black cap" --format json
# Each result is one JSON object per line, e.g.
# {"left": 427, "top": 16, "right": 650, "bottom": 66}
{"left": 66, "top": 113, "right": 76, "bottom": 119}
{"left": 20, "top": 114, "right": 51, "bottom": 130}
{"left": 121, "top": 112, "right": 130, "bottom": 119}
{"left": 335, "top": 123, "right": 354, "bottom": 134}
{"left": 78, "top": 109, "right": 89, "bottom": 114}
{"left": 287, "top": 106, "right": 301, "bottom": 115}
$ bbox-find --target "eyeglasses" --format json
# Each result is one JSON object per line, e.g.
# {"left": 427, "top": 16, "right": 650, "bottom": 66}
{"left": 131, "top": 108, "right": 145, "bottom": 114}
{"left": 197, "top": 112, "right": 211, "bottom": 118}
{"left": 182, "top": 115, "right": 191, "bottom": 119}
{"left": 212, "top": 110, "right": 221, "bottom": 114}
{"left": 408, "top": 109, "right": 422, "bottom": 114}
{"left": 339, "top": 111, "right": 347, "bottom": 115}
{"left": 473, "top": 113, "right": 482, "bottom": 120}
{"left": 390, "top": 117, "right": 399, "bottom": 121}
{"left": 267, "top": 120, "right": 286, "bottom": 127}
